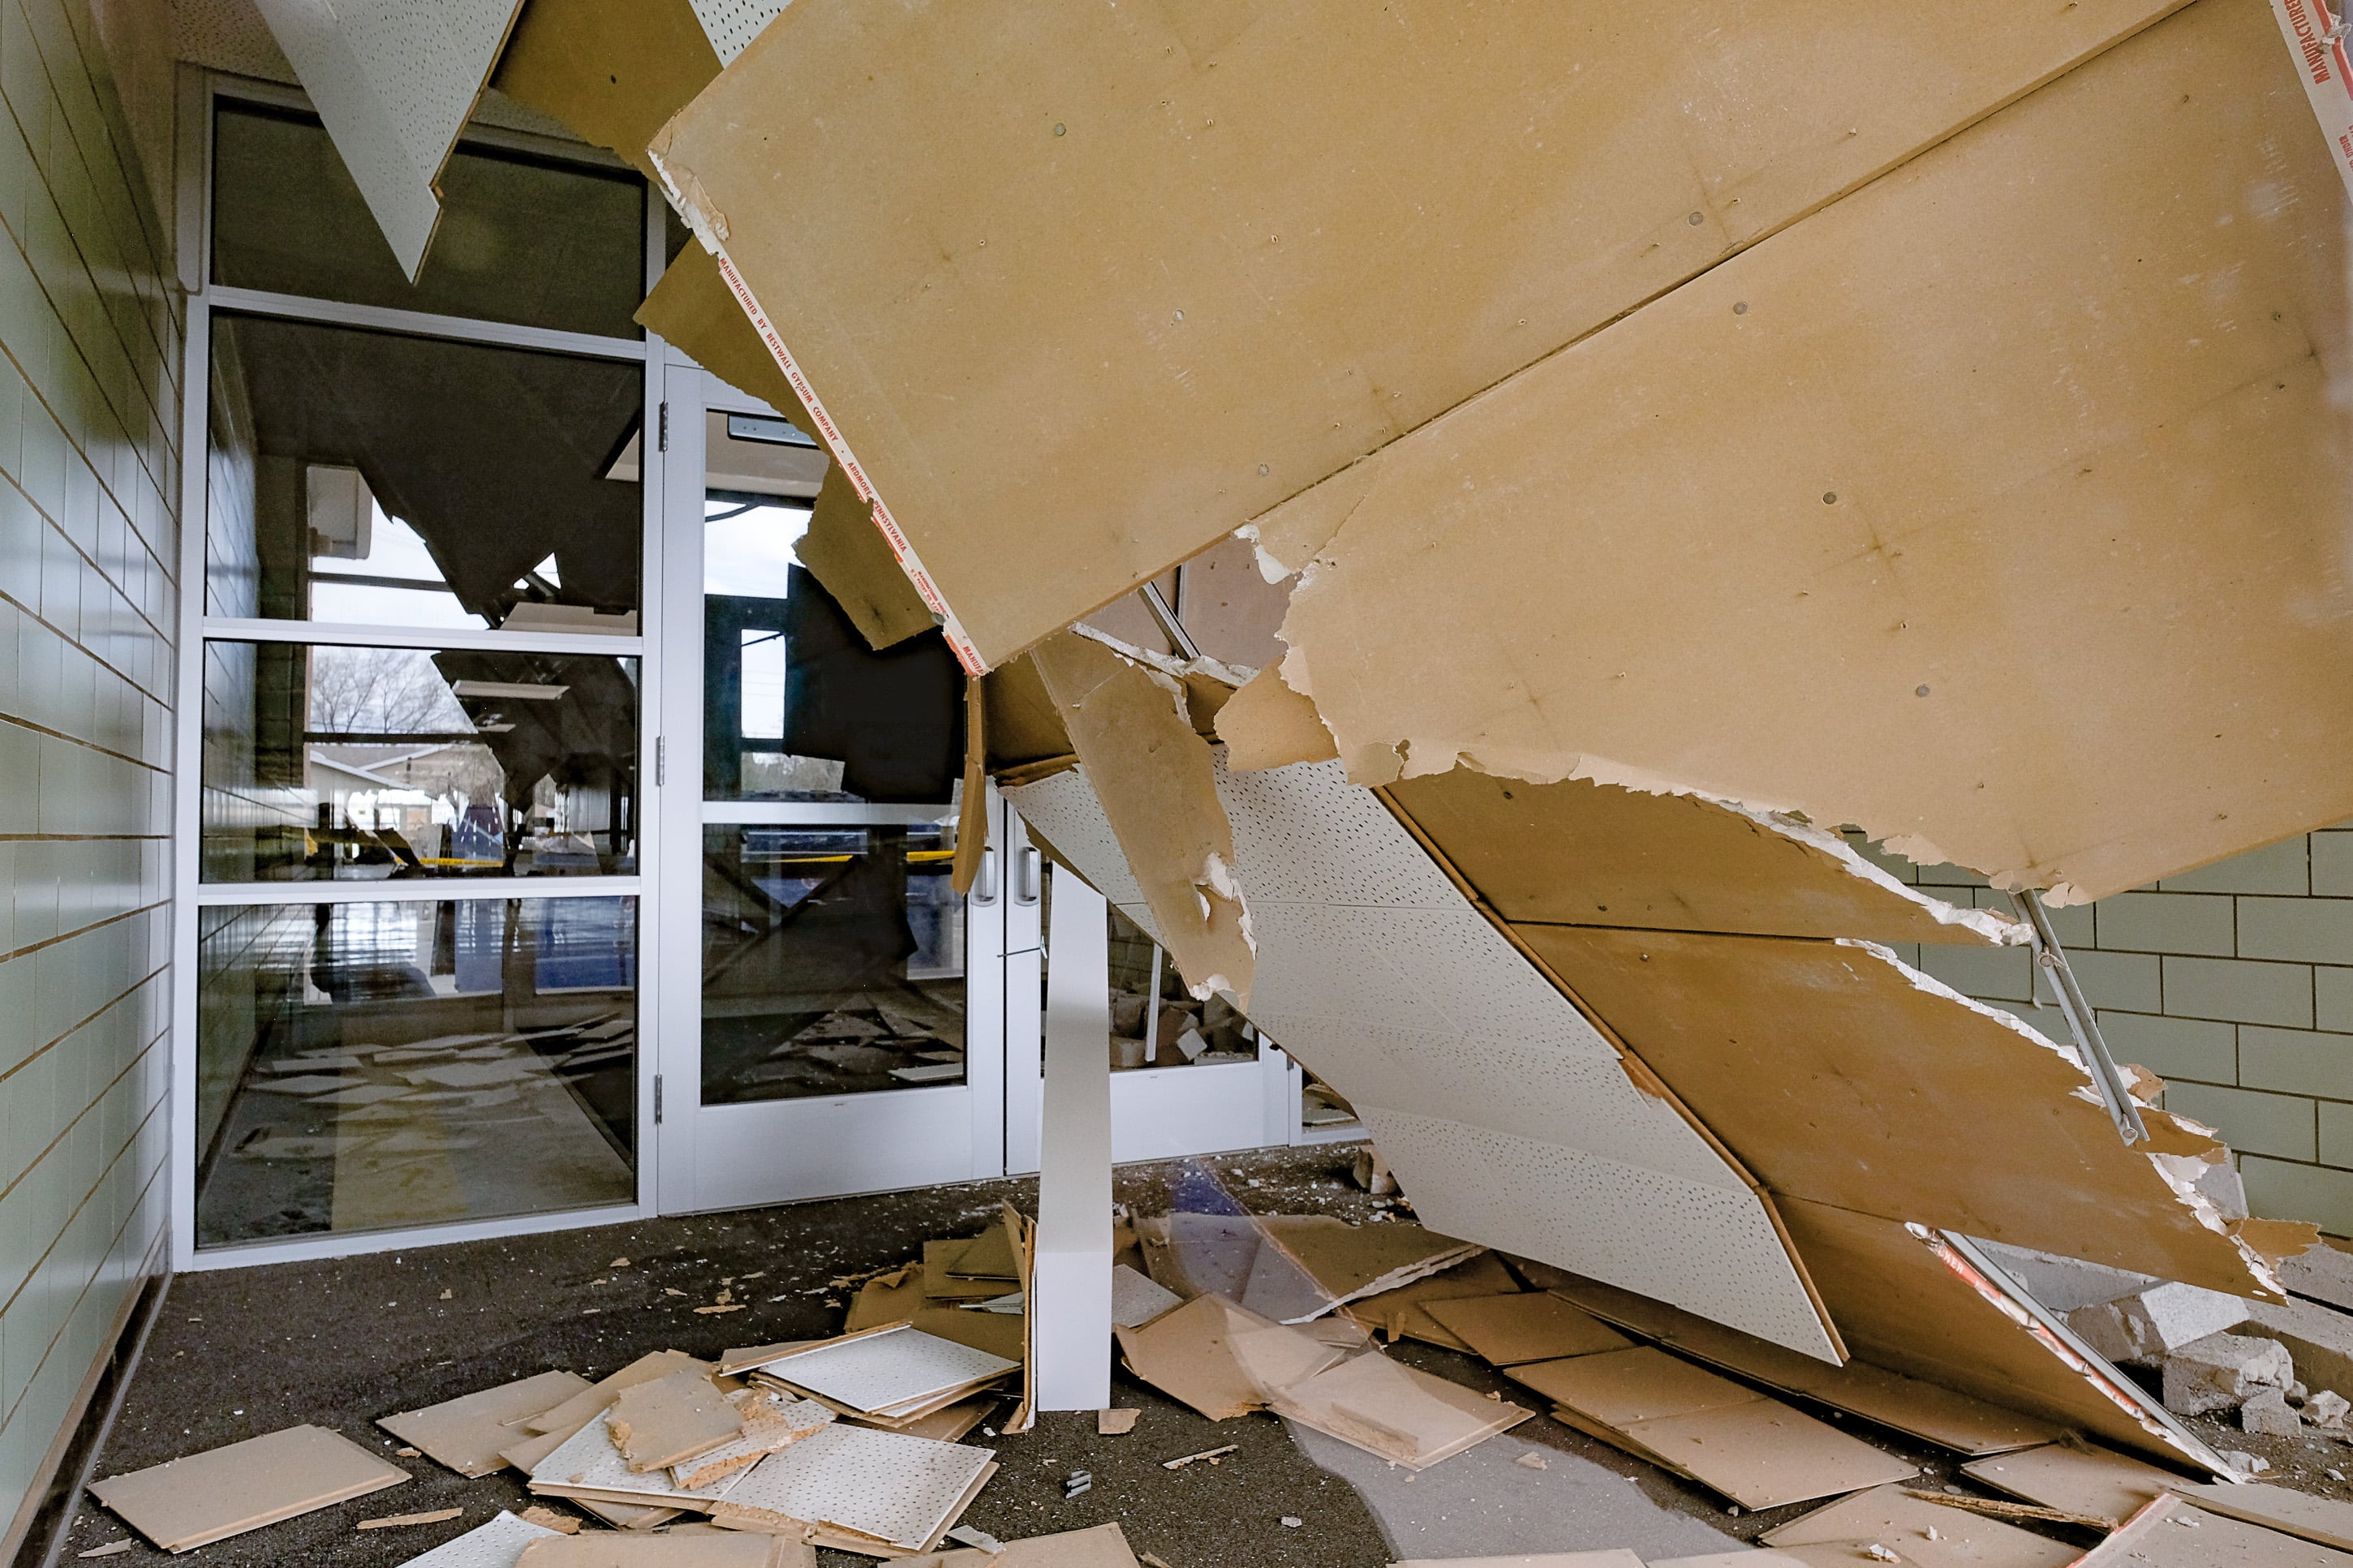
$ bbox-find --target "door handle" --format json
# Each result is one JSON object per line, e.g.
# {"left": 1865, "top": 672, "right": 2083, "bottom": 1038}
{"left": 1014, "top": 845, "right": 1042, "bottom": 906}
{"left": 973, "top": 846, "right": 999, "bottom": 905}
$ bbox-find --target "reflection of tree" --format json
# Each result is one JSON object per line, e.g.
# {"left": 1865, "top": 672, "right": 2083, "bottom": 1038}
{"left": 308, "top": 647, "right": 469, "bottom": 734}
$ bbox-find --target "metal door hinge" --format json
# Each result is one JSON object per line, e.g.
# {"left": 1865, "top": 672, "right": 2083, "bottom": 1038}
{"left": 657, "top": 402, "right": 669, "bottom": 451}
{"left": 654, "top": 1074, "right": 664, "bottom": 1123}
{"left": 655, "top": 735, "right": 665, "bottom": 787}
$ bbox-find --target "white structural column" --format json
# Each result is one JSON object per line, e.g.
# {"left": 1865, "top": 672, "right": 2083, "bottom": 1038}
{"left": 1033, "top": 869, "right": 1114, "bottom": 1411}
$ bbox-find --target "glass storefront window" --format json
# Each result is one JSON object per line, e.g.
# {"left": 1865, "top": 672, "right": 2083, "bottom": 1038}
{"left": 700, "top": 823, "right": 966, "bottom": 1104}
{"left": 200, "top": 640, "right": 639, "bottom": 882}
{"left": 212, "top": 101, "right": 646, "bottom": 338}
{"left": 1106, "top": 904, "right": 1259, "bottom": 1071}
{"left": 195, "top": 896, "right": 639, "bottom": 1248}
{"left": 700, "top": 488, "right": 963, "bottom": 802}
{"left": 205, "top": 313, "right": 646, "bottom": 632}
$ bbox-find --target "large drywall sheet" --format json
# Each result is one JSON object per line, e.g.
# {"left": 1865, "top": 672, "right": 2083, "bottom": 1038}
{"left": 1007, "top": 756, "right": 1842, "bottom": 1360}
{"left": 1029, "top": 632, "right": 1255, "bottom": 1003}
{"left": 1256, "top": 0, "right": 2353, "bottom": 902}
{"left": 1515, "top": 925, "right": 2278, "bottom": 1296}
{"left": 650, "top": 0, "right": 2189, "bottom": 670}
{"left": 252, "top": 0, "right": 525, "bottom": 278}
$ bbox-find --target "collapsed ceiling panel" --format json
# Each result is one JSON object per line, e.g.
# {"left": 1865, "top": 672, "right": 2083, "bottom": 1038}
{"left": 1514, "top": 924, "right": 2273, "bottom": 1294}
{"left": 1005, "top": 745, "right": 1844, "bottom": 1361}
{"left": 1254, "top": 0, "right": 2353, "bottom": 900}
{"left": 649, "top": 0, "right": 2191, "bottom": 671}
{"left": 252, "top": 0, "right": 525, "bottom": 278}
{"left": 1000, "top": 630, "right": 2319, "bottom": 1386}
{"left": 1773, "top": 1198, "right": 2232, "bottom": 1471}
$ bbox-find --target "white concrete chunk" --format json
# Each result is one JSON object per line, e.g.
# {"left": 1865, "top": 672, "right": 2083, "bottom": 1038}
{"left": 2162, "top": 1331, "right": 2294, "bottom": 1416}
{"left": 2241, "top": 1386, "right": 2302, "bottom": 1437}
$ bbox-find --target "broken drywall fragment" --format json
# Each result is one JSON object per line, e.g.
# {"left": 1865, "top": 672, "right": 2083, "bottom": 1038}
{"left": 1113, "top": 1294, "right": 1340, "bottom": 1421}
{"left": 525, "top": 1352, "right": 712, "bottom": 1439}
{"left": 1531, "top": 1261, "right": 2059, "bottom": 1455}
{"left": 88, "top": 1424, "right": 411, "bottom": 1553}
{"left": 1382, "top": 767, "right": 2024, "bottom": 946}
{"left": 381, "top": 1370, "right": 593, "bottom": 1478}
{"left": 609, "top": 1370, "right": 744, "bottom": 1472}
{"left": 1267, "top": 1352, "right": 1533, "bottom": 1469}
{"left": 1030, "top": 629, "right": 1254, "bottom": 1005}
{"left": 1761, "top": 1484, "right": 2076, "bottom": 1568}
{"left": 746, "top": 1325, "right": 1019, "bottom": 1419}
{"left": 1794, "top": 1206, "right": 2236, "bottom": 1471}
{"left": 2170, "top": 1480, "right": 2353, "bottom": 1553}
{"left": 2071, "top": 1491, "right": 2347, "bottom": 1567}
{"left": 1337, "top": 1254, "right": 1525, "bottom": 1351}
{"left": 1420, "top": 1292, "right": 1634, "bottom": 1368}
{"left": 2282, "top": 1240, "right": 2353, "bottom": 1312}
{"left": 1959, "top": 1442, "right": 2189, "bottom": 1526}
{"left": 1215, "top": 664, "right": 1339, "bottom": 772}
{"left": 2162, "top": 1331, "right": 2294, "bottom": 1416}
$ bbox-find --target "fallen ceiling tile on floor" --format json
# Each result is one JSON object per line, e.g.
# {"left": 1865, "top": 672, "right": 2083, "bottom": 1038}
{"left": 1760, "top": 1484, "right": 2079, "bottom": 1568}
{"left": 380, "top": 1369, "right": 592, "bottom": 1478}
{"left": 705, "top": 1423, "right": 996, "bottom": 1555}
{"left": 1530, "top": 1265, "right": 2056, "bottom": 1457}
{"left": 88, "top": 1424, "right": 411, "bottom": 1553}
{"left": 1959, "top": 1443, "right": 2193, "bottom": 1527}
{"left": 2071, "top": 1492, "right": 2353, "bottom": 1566}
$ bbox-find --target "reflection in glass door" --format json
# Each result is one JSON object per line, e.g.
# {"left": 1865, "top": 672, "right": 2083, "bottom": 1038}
{"left": 654, "top": 373, "right": 1009, "bottom": 1211}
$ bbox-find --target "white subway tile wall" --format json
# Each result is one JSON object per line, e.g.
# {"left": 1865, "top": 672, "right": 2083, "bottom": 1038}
{"left": 1856, "top": 828, "right": 2353, "bottom": 1238}
{"left": 0, "top": 0, "right": 176, "bottom": 1549}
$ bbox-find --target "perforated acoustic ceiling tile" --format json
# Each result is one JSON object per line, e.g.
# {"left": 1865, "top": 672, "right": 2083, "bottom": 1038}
{"left": 1248, "top": 900, "right": 1620, "bottom": 1057}
{"left": 399, "top": 1510, "right": 561, "bottom": 1568}
{"left": 1008, "top": 767, "right": 1163, "bottom": 942}
{"left": 1362, "top": 1109, "right": 1835, "bottom": 1357}
{"left": 721, "top": 1424, "right": 994, "bottom": 1552}
{"left": 1245, "top": 1004, "right": 1736, "bottom": 1186}
{"left": 1213, "top": 756, "right": 1464, "bottom": 907}
{"left": 691, "top": 0, "right": 789, "bottom": 65}
{"left": 249, "top": 0, "right": 524, "bottom": 276}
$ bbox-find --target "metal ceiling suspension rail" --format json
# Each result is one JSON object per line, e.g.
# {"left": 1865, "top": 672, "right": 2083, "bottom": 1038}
{"left": 2009, "top": 889, "right": 2149, "bottom": 1145}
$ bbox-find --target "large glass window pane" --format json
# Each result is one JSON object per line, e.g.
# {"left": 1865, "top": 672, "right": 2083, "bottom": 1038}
{"left": 700, "top": 823, "right": 965, "bottom": 1104}
{"left": 200, "top": 640, "right": 639, "bottom": 882}
{"left": 701, "top": 497, "right": 962, "bottom": 802}
{"left": 1106, "top": 904, "right": 1259, "bottom": 1071}
{"left": 206, "top": 313, "right": 645, "bottom": 631}
{"left": 212, "top": 101, "right": 646, "bottom": 338}
{"left": 195, "top": 896, "right": 638, "bottom": 1249}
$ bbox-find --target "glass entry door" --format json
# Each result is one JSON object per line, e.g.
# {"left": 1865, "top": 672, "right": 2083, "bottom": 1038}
{"left": 652, "top": 368, "right": 1012, "bottom": 1211}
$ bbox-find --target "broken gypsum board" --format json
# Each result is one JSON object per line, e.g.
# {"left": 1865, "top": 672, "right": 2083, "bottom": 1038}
{"left": 1920, "top": 1229, "right": 2237, "bottom": 1478}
